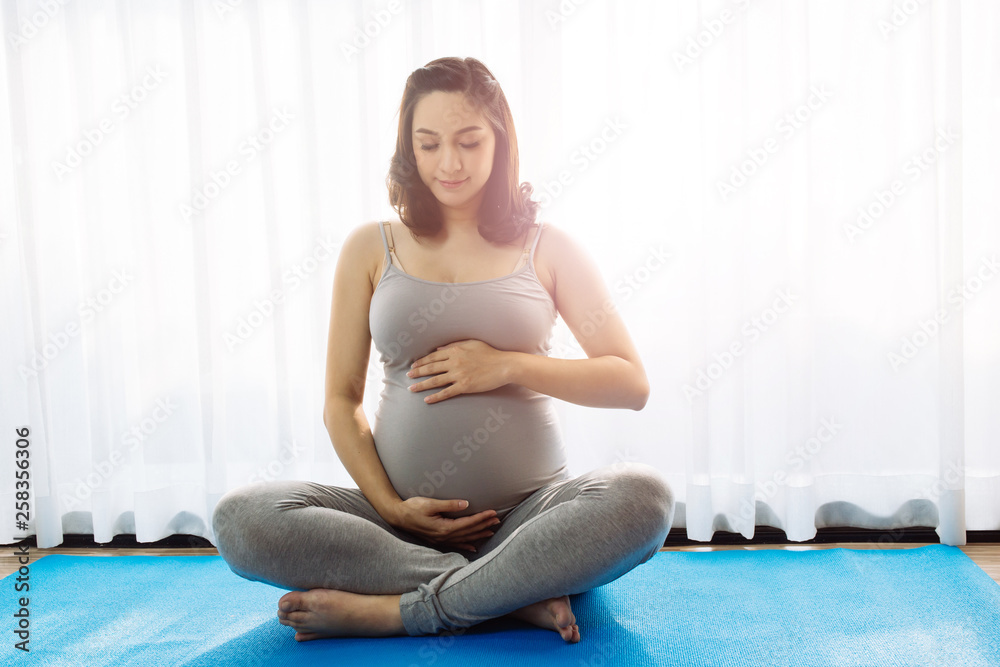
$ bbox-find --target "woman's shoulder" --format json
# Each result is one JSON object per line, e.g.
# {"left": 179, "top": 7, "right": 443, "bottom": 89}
{"left": 533, "top": 221, "right": 593, "bottom": 269}
{"left": 344, "top": 219, "right": 402, "bottom": 250}
{"left": 358, "top": 218, "right": 402, "bottom": 234}
{"left": 337, "top": 220, "right": 402, "bottom": 290}
{"left": 534, "top": 220, "right": 574, "bottom": 252}
{"left": 535, "top": 219, "right": 570, "bottom": 237}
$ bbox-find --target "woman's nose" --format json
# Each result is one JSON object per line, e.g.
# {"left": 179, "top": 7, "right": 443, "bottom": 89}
{"left": 439, "top": 144, "right": 462, "bottom": 172}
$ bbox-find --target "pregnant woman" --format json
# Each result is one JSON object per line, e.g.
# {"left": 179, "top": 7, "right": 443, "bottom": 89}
{"left": 212, "top": 56, "right": 674, "bottom": 644}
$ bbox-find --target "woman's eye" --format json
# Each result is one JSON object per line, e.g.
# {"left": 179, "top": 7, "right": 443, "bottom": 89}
{"left": 419, "top": 143, "right": 479, "bottom": 151}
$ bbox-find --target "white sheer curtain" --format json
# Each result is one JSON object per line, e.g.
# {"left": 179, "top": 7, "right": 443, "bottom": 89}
{"left": 2, "top": 0, "right": 997, "bottom": 549}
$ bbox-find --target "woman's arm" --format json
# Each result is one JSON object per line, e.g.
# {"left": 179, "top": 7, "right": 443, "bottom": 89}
{"left": 323, "top": 223, "right": 404, "bottom": 525}
{"left": 505, "top": 354, "right": 647, "bottom": 410}
{"left": 507, "top": 223, "right": 650, "bottom": 410}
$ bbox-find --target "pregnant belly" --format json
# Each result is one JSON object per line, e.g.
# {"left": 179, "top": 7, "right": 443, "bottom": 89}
{"left": 372, "top": 383, "right": 569, "bottom": 518}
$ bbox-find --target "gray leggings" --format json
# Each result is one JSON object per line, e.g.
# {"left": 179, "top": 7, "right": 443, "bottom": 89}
{"left": 211, "top": 461, "right": 675, "bottom": 636}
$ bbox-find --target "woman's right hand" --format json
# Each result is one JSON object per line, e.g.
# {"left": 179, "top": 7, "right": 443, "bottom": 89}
{"left": 386, "top": 497, "right": 500, "bottom": 553}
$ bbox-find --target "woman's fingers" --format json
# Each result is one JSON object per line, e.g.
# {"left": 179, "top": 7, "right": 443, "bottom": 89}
{"left": 441, "top": 510, "right": 496, "bottom": 532}
{"left": 445, "top": 518, "right": 500, "bottom": 540}
{"left": 417, "top": 521, "right": 493, "bottom": 543}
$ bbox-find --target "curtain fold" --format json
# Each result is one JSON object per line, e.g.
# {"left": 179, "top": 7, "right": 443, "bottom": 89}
{"left": 1, "top": 0, "right": 997, "bottom": 549}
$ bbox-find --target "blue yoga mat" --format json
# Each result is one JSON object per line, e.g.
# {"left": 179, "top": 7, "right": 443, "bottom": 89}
{"left": 2, "top": 544, "right": 999, "bottom": 666}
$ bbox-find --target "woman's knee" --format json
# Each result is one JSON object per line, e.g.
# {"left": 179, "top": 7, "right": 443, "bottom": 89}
{"left": 212, "top": 482, "right": 287, "bottom": 551}
{"left": 213, "top": 485, "right": 251, "bottom": 548}
{"left": 605, "top": 462, "right": 675, "bottom": 535}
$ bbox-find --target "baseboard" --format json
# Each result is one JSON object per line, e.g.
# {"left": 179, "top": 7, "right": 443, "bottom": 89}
{"left": 4, "top": 529, "right": 999, "bottom": 550}
{"left": 662, "top": 527, "right": 1000, "bottom": 547}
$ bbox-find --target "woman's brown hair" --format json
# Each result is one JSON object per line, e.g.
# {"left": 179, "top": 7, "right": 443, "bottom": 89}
{"left": 386, "top": 57, "right": 539, "bottom": 245}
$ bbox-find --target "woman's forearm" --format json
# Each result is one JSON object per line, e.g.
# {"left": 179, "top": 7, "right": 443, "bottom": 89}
{"left": 505, "top": 352, "right": 649, "bottom": 410}
{"left": 323, "top": 397, "right": 403, "bottom": 525}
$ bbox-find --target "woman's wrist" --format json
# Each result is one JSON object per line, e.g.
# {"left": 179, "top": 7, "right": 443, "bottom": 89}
{"left": 503, "top": 350, "right": 524, "bottom": 386}
{"left": 376, "top": 496, "right": 405, "bottom": 528}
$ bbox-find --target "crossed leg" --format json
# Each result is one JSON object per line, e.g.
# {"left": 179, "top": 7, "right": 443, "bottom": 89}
{"left": 211, "top": 462, "right": 674, "bottom": 642}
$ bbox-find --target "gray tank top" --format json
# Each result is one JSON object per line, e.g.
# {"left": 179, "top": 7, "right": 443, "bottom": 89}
{"left": 369, "top": 221, "right": 570, "bottom": 519}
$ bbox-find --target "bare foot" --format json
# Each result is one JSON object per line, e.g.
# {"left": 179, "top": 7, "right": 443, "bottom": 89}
{"left": 276, "top": 589, "right": 406, "bottom": 642}
{"left": 507, "top": 595, "right": 581, "bottom": 643}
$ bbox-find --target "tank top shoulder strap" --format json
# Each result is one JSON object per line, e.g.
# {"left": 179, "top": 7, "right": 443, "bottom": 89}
{"left": 512, "top": 222, "right": 544, "bottom": 273}
{"left": 377, "top": 221, "right": 392, "bottom": 257}
{"left": 529, "top": 221, "right": 545, "bottom": 258}
{"left": 379, "top": 221, "right": 407, "bottom": 273}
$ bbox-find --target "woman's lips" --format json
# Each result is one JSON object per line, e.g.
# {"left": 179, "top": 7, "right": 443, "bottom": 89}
{"left": 439, "top": 178, "right": 468, "bottom": 189}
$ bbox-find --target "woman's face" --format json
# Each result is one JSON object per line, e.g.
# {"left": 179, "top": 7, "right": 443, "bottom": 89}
{"left": 411, "top": 91, "right": 496, "bottom": 211}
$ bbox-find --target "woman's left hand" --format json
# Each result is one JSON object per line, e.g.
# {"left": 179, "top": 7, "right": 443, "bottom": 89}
{"left": 407, "top": 339, "right": 513, "bottom": 404}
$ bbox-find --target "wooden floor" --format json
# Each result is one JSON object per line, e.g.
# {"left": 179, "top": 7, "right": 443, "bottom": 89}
{"left": 2, "top": 543, "right": 998, "bottom": 584}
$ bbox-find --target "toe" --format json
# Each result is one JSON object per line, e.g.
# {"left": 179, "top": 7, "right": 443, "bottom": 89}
{"left": 279, "top": 611, "right": 311, "bottom": 630}
{"left": 552, "top": 600, "right": 575, "bottom": 628}
{"left": 279, "top": 591, "right": 302, "bottom": 612}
